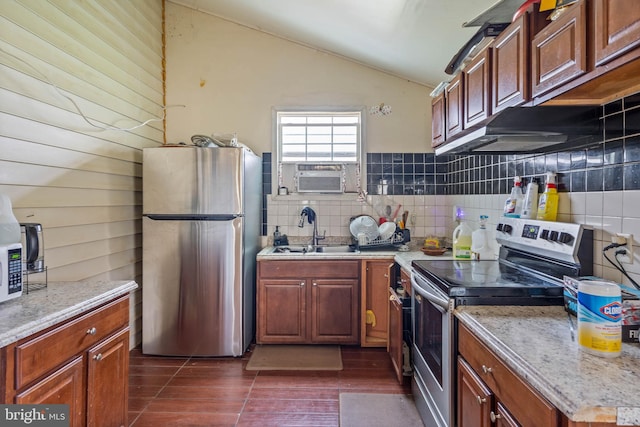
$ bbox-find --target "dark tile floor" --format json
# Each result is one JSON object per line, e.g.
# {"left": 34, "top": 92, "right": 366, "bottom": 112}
{"left": 128, "top": 345, "right": 411, "bottom": 426}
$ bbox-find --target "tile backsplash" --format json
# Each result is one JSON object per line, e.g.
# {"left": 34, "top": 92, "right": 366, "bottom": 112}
{"left": 262, "top": 92, "right": 640, "bottom": 288}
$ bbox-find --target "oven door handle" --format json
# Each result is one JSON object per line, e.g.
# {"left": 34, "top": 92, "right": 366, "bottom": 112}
{"left": 411, "top": 273, "right": 449, "bottom": 312}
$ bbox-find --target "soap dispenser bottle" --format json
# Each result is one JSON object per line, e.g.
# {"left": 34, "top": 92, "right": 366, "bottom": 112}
{"left": 537, "top": 172, "right": 559, "bottom": 221}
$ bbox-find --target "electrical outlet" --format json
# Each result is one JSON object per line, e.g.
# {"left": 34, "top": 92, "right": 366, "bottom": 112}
{"left": 615, "top": 233, "right": 634, "bottom": 264}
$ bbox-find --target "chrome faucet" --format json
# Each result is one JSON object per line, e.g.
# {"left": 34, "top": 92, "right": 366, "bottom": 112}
{"left": 298, "top": 207, "right": 325, "bottom": 246}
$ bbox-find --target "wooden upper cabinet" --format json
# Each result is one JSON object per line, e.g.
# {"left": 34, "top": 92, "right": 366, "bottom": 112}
{"left": 532, "top": 0, "right": 588, "bottom": 98}
{"left": 431, "top": 92, "right": 445, "bottom": 147}
{"left": 492, "top": 14, "right": 530, "bottom": 113}
{"left": 445, "top": 73, "right": 464, "bottom": 138}
{"left": 464, "top": 47, "right": 492, "bottom": 128}
{"left": 593, "top": 0, "right": 640, "bottom": 66}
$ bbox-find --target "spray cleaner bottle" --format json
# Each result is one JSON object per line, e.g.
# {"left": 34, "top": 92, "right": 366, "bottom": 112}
{"left": 537, "top": 172, "right": 559, "bottom": 221}
{"left": 504, "top": 176, "right": 524, "bottom": 218}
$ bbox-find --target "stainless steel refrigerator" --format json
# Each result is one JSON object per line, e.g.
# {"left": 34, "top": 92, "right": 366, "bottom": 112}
{"left": 142, "top": 146, "right": 261, "bottom": 356}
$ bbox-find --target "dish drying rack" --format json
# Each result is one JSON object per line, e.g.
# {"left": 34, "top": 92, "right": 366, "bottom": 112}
{"left": 353, "top": 229, "right": 410, "bottom": 250}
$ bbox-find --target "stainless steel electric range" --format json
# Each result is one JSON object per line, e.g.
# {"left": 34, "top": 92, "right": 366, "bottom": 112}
{"left": 410, "top": 217, "right": 593, "bottom": 427}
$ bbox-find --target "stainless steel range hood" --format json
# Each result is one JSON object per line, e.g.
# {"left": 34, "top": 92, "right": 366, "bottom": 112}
{"left": 435, "top": 106, "right": 602, "bottom": 156}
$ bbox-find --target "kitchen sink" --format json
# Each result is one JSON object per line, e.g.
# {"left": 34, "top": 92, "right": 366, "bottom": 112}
{"left": 272, "top": 245, "right": 356, "bottom": 254}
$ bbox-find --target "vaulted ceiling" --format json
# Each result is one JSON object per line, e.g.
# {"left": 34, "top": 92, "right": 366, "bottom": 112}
{"left": 169, "top": 0, "right": 524, "bottom": 87}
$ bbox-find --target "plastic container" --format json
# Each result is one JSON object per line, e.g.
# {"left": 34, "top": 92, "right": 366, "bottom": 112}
{"left": 521, "top": 180, "right": 539, "bottom": 219}
{"left": 504, "top": 176, "right": 523, "bottom": 218}
{"left": 471, "top": 215, "right": 494, "bottom": 260}
{"left": 577, "top": 280, "right": 622, "bottom": 358}
{"left": 537, "top": 172, "right": 559, "bottom": 221}
{"left": 452, "top": 221, "right": 473, "bottom": 260}
{"left": 0, "top": 194, "right": 21, "bottom": 245}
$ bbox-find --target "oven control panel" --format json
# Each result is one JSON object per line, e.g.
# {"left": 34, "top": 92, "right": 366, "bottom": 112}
{"left": 495, "top": 217, "right": 591, "bottom": 262}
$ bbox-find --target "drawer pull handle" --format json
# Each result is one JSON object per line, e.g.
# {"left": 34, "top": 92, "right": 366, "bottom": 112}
{"left": 476, "top": 395, "right": 486, "bottom": 405}
{"left": 93, "top": 353, "right": 103, "bottom": 361}
{"left": 482, "top": 365, "right": 492, "bottom": 374}
{"left": 86, "top": 327, "right": 97, "bottom": 335}
{"left": 490, "top": 411, "right": 501, "bottom": 422}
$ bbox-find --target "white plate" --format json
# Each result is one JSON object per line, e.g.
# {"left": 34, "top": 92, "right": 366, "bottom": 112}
{"left": 349, "top": 215, "right": 379, "bottom": 241}
{"left": 378, "top": 222, "right": 396, "bottom": 241}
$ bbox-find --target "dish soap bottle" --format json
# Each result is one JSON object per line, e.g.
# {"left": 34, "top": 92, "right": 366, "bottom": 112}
{"left": 521, "top": 179, "right": 539, "bottom": 219}
{"left": 504, "top": 176, "right": 523, "bottom": 218}
{"left": 471, "top": 215, "right": 494, "bottom": 260}
{"left": 537, "top": 172, "right": 559, "bottom": 221}
{"left": 452, "top": 220, "right": 473, "bottom": 260}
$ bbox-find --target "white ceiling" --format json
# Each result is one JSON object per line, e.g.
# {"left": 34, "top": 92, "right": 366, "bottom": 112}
{"left": 168, "top": 0, "right": 521, "bottom": 87}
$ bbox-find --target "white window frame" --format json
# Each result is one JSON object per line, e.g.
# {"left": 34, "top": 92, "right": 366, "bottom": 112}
{"left": 271, "top": 106, "right": 367, "bottom": 198}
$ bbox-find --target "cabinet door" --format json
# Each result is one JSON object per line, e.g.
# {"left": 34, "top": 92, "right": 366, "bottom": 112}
{"left": 593, "top": 0, "right": 640, "bottom": 66}
{"left": 494, "top": 401, "right": 520, "bottom": 427}
{"left": 445, "top": 73, "right": 464, "bottom": 138}
{"left": 532, "top": 0, "right": 587, "bottom": 97}
{"left": 15, "top": 356, "right": 85, "bottom": 427}
{"left": 431, "top": 93, "right": 445, "bottom": 147}
{"left": 457, "top": 357, "right": 492, "bottom": 427}
{"left": 361, "top": 260, "right": 394, "bottom": 346}
{"left": 388, "top": 290, "right": 404, "bottom": 383}
{"left": 492, "top": 14, "right": 530, "bottom": 113}
{"left": 464, "top": 48, "right": 492, "bottom": 128}
{"left": 311, "top": 279, "right": 359, "bottom": 344}
{"left": 86, "top": 328, "right": 129, "bottom": 427}
{"left": 258, "top": 279, "right": 307, "bottom": 343}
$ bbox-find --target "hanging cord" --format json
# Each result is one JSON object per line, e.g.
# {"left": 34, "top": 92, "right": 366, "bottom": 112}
{"left": 602, "top": 243, "right": 640, "bottom": 289}
{"left": 1, "top": 46, "right": 184, "bottom": 131}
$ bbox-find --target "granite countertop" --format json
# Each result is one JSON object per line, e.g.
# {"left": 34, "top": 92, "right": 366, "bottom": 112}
{"left": 455, "top": 305, "right": 640, "bottom": 426}
{"left": 0, "top": 280, "right": 138, "bottom": 348}
{"left": 257, "top": 246, "right": 456, "bottom": 266}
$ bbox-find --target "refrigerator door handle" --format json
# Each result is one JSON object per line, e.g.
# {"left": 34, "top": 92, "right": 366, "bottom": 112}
{"left": 145, "top": 214, "right": 241, "bottom": 221}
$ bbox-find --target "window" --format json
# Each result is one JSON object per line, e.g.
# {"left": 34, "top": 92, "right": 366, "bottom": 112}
{"left": 273, "top": 107, "right": 365, "bottom": 196}
{"left": 277, "top": 111, "right": 361, "bottom": 163}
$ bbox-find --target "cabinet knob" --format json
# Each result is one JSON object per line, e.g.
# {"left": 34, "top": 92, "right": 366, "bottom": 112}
{"left": 482, "top": 365, "right": 492, "bottom": 374}
{"left": 476, "top": 395, "right": 486, "bottom": 405}
{"left": 300, "top": 282, "right": 305, "bottom": 287}
{"left": 490, "top": 411, "right": 501, "bottom": 422}
{"left": 93, "top": 353, "right": 103, "bottom": 361}
{"left": 313, "top": 282, "right": 317, "bottom": 286}
{"left": 86, "top": 327, "right": 97, "bottom": 335}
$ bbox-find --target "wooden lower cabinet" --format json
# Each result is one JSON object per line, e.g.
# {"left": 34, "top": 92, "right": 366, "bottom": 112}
{"left": 257, "top": 260, "right": 360, "bottom": 344}
{"left": 457, "top": 323, "right": 558, "bottom": 427}
{"left": 16, "top": 357, "right": 85, "bottom": 427}
{"left": 361, "top": 259, "right": 394, "bottom": 347}
{"left": 3, "top": 295, "right": 130, "bottom": 427}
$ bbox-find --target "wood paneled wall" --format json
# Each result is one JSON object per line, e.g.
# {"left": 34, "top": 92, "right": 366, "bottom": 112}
{"left": 0, "top": 0, "right": 165, "bottom": 348}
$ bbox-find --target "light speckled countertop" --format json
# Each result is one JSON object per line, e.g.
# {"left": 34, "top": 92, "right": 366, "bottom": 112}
{"left": 0, "top": 280, "right": 138, "bottom": 347}
{"left": 455, "top": 305, "right": 640, "bottom": 426}
{"left": 257, "top": 247, "right": 455, "bottom": 266}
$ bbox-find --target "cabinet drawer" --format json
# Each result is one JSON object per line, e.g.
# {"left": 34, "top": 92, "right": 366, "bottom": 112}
{"left": 15, "top": 297, "right": 129, "bottom": 389}
{"left": 259, "top": 260, "right": 360, "bottom": 279}
{"left": 458, "top": 323, "right": 557, "bottom": 427}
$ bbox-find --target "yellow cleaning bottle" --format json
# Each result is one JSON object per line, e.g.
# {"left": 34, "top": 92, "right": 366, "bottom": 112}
{"left": 452, "top": 221, "right": 473, "bottom": 259}
{"left": 537, "top": 172, "right": 559, "bottom": 221}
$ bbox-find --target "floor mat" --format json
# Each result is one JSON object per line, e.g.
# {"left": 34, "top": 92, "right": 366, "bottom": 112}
{"left": 245, "top": 344, "right": 343, "bottom": 370}
{"left": 339, "top": 393, "right": 424, "bottom": 427}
